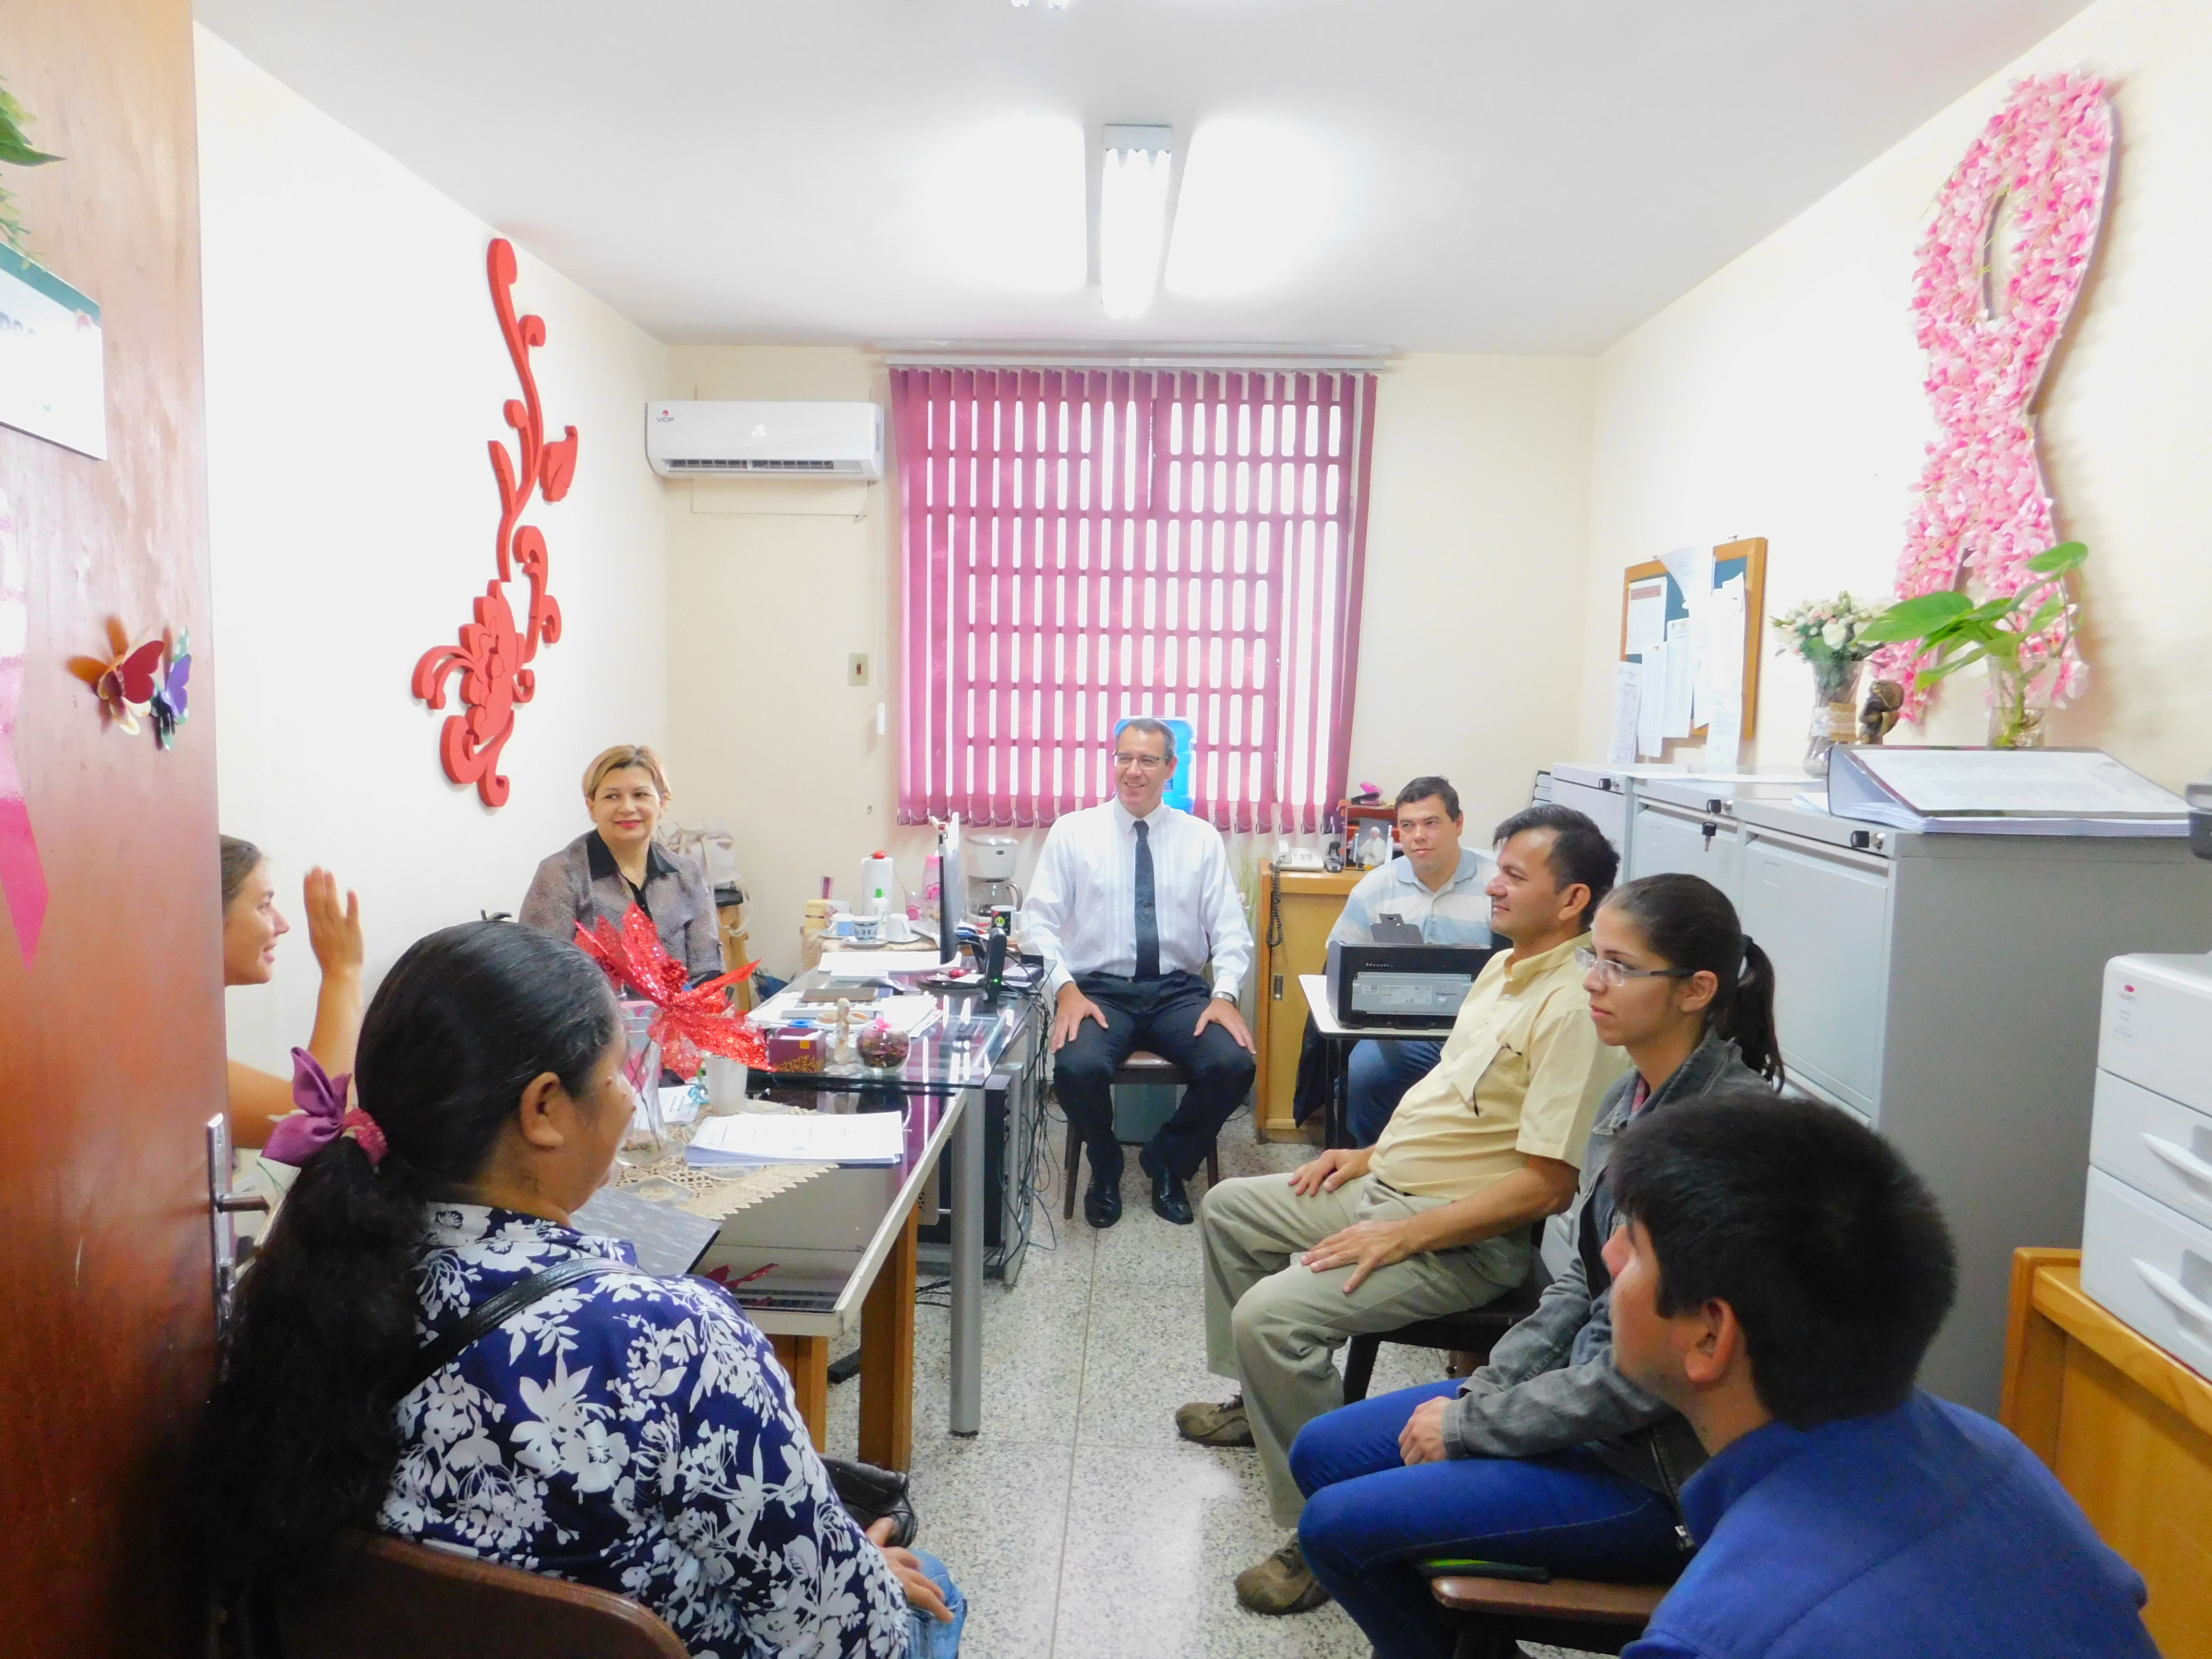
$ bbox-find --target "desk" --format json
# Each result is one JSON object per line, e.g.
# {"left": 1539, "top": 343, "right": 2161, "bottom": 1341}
{"left": 702, "top": 1094, "right": 965, "bottom": 1470}
{"left": 2002, "top": 1248, "right": 2212, "bottom": 1657}
{"left": 723, "top": 972, "right": 1029, "bottom": 1462}
{"left": 1298, "top": 973, "right": 1457, "bottom": 1149}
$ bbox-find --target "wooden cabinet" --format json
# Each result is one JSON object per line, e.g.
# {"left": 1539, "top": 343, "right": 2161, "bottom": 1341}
{"left": 2003, "top": 1249, "right": 2212, "bottom": 1658}
{"left": 1251, "top": 868, "right": 1362, "bottom": 1142}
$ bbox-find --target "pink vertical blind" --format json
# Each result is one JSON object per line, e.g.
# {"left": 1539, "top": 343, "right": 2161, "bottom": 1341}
{"left": 893, "top": 367, "right": 1377, "bottom": 832}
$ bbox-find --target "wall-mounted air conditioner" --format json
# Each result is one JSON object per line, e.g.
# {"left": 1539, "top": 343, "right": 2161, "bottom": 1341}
{"left": 644, "top": 400, "right": 883, "bottom": 481}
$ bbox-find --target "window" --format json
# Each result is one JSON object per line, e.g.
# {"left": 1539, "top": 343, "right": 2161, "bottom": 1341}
{"left": 892, "top": 366, "right": 1377, "bottom": 831}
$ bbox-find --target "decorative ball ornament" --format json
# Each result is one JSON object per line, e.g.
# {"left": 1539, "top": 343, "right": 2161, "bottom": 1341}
{"left": 1875, "top": 72, "right": 2113, "bottom": 723}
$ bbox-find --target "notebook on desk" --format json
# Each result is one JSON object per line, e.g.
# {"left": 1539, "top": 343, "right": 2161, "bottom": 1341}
{"left": 570, "top": 1185, "right": 721, "bottom": 1276}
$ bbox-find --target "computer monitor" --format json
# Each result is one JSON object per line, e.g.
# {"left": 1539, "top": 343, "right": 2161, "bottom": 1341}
{"left": 938, "top": 812, "right": 964, "bottom": 964}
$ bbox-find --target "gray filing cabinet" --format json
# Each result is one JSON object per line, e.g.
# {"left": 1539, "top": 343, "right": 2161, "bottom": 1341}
{"left": 1625, "top": 788, "right": 2212, "bottom": 1414}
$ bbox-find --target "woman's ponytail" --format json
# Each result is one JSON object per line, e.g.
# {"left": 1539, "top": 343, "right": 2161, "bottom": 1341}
{"left": 1725, "top": 937, "right": 1785, "bottom": 1085}
{"left": 201, "top": 921, "right": 621, "bottom": 1596}
{"left": 1600, "top": 873, "right": 1785, "bottom": 1086}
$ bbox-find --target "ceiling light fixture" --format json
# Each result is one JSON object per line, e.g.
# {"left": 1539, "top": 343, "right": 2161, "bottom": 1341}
{"left": 1099, "top": 124, "right": 1173, "bottom": 320}
{"left": 1010, "top": 0, "right": 1071, "bottom": 9}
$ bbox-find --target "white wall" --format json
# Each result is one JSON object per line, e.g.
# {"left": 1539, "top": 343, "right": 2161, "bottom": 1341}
{"left": 661, "top": 347, "right": 1594, "bottom": 977}
{"left": 198, "top": 27, "right": 670, "bottom": 1072}
{"left": 1576, "top": 0, "right": 2212, "bottom": 788}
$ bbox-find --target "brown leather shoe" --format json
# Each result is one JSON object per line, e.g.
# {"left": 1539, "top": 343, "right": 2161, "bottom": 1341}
{"left": 1234, "top": 1538, "right": 1331, "bottom": 1615}
{"left": 1174, "top": 1394, "right": 1253, "bottom": 1447}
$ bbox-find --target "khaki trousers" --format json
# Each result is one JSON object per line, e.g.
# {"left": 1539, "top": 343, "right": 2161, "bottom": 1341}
{"left": 1200, "top": 1171, "right": 1527, "bottom": 1527}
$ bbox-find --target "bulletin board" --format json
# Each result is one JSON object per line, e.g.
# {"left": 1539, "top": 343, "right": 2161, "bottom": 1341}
{"left": 1616, "top": 537, "right": 1767, "bottom": 741}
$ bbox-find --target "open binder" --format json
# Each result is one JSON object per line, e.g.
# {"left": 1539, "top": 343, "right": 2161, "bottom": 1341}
{"left": 1825, "top": 746, "right": 2189, "bottom": 836}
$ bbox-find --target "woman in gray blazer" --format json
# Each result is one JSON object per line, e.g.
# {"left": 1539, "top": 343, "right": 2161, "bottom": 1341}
{"left": 518, "top": 744, "right": 725, "bottom": 986}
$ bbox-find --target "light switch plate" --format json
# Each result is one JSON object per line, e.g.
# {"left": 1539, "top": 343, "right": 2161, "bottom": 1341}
{"left": 847, "top": 653, "right": 870, "bottom": 686}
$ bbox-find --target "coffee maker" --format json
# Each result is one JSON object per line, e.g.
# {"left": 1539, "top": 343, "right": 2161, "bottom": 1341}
{"left": 968, "top": 834, "right": 1021, "bottom": 918}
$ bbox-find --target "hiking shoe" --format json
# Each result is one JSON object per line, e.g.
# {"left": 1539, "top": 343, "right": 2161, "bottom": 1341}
{"left": 1234, "top": 1538, "right": 1330, "bottom": 1615}
{"left": 1174, "top": 1394, "right": 1252, "bottom": 1447}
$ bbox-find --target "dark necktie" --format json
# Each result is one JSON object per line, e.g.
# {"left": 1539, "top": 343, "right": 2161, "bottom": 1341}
{"left": 1133, "top": 819, "right": 1160, "bottom": 980}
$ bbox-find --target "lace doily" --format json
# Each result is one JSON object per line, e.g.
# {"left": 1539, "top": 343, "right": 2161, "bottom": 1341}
{"left": 612, "top": 1115, "right": 834, "bottom": 1220}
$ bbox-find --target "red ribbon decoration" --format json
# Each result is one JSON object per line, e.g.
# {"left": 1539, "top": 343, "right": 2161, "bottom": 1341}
{"left": 572, "top": 903, "right": 768, "bottom": 1078}
{"left": 412, "top": 239, "right": 577, "bottom": 808}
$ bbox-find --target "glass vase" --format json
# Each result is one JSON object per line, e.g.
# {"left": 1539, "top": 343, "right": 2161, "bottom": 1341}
{"left": 1803, "top": 657, "right": 1865, "bottom": 777}
{"left": 1985, "top": 658, "right": 2049, "bottom": 750}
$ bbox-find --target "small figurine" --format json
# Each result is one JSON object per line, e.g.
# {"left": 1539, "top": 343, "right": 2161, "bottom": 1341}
{"left": 1860, "top": 679, "right": 1906, "bottom": 745}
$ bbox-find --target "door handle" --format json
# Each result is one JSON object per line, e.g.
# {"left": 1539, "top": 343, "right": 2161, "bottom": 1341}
{"left": 206, "top": 1113, "right": 266, "bottom": 1337}
{"left": 2143, "top": 1133, "right": 2212, "bottom": 1196}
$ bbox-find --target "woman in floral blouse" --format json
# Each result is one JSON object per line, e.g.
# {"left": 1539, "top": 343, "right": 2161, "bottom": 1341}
{"left": 205, "top": 920, "right": 963, "bottom": 1657}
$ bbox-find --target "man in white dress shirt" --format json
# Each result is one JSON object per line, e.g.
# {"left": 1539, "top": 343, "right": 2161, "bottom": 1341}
{"left": 1022, "top": 717, "right": 1257, "bottom": 1228}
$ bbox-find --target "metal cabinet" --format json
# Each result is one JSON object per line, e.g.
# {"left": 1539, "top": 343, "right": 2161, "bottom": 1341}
{"left": 1631, "top": 798, "right": 1744, "bottom": 905}
{"left": 1736, "top": 829, "right": 1890, "bottom": 1120}
{"left": 1709, "top": 797, "right": 2212, "bottom": 1414}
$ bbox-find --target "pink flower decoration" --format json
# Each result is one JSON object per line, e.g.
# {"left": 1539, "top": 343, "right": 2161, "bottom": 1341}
{"left": 1875, "top": 72, "right": 2112, "bottom": 723}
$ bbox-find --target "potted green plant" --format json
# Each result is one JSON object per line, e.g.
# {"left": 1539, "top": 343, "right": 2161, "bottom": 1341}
{"left": 1857, "top": 541, "right": 2086, "bottom": 749}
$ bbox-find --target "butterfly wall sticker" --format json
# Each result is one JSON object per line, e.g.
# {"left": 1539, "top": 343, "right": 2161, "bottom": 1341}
{"left": 69, "top": 621, "right": 191, "bottom": 747}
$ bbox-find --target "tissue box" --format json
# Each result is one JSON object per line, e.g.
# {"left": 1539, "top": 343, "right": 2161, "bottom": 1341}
{"left": 765, "top": 1027, "right": 826, "bottom": 1073}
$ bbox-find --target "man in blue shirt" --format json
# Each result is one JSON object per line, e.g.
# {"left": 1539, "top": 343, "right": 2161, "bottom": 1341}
{"left": 1327, "top": 776, "right": 1495, "bottom": 1144}
{"left": 1599, "top": 1090, "right": 2157, "bottom": 1659}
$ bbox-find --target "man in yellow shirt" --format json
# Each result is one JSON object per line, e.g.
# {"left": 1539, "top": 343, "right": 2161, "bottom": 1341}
{"left": 1181, "top": 805, "right": 1630, "bottom": 1615}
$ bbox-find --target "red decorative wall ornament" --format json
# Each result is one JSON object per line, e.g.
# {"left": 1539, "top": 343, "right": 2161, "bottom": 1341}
{"left": 411, "top": 238, "right": 579, "bottom": 808}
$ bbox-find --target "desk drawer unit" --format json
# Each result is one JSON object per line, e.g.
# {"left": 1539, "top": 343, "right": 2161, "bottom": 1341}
{"left": 2081, "top": 1167, "right": 2212, "bottom": 1382}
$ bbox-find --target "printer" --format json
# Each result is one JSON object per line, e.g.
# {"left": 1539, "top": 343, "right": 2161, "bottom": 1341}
{"left": 2080, "top": 952, "right": 2212, "bottom": 1379}
{"left": 1324, "top": 939, "right": 1499, "bottom": 1029}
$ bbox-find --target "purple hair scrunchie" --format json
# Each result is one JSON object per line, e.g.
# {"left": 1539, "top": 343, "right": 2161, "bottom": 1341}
{"left": 261, "top": 1048, "right": 356, "bottom": 1167}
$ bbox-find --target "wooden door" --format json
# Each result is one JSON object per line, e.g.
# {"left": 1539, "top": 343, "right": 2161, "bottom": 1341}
{"left": 0, "top": 3, "right": 221, "bottom": 1655}
{"left": 1252, "top": 869, "right": 1359, "bottom": 1141}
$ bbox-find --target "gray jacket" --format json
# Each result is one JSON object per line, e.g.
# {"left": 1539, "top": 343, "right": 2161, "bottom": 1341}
{"left": 1441, "top": 1031, "right": 1771, "bottom": 1507}
{"left": 519, "top": 831, "right": 725, "bottom": 986}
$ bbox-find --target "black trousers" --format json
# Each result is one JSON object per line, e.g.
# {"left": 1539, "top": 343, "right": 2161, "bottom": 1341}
{"left": 1053, "top": 970, "right": 1255, "bottom": 1181}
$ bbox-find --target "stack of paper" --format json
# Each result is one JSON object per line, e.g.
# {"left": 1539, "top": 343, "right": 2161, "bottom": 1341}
{"left": 686, "top": 1110, "right": 907, "bottom": 1169}
{"left": 1826, "top": 747, "right": 2189, "bottom": 836}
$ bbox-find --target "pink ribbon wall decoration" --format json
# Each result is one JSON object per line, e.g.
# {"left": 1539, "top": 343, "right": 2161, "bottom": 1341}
{"left": 1874, "top": 72, "right": 2114, "bottom": 723}
{"left": 0, "top": 493, "right": 49, "bottom": 966}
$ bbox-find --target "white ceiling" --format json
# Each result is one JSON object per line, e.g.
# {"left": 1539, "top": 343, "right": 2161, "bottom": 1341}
{"left": 192, "top": 0, "right": 2095, "bottom": 355}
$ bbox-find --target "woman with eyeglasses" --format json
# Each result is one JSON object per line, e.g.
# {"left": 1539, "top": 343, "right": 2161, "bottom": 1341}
{"left": 1286, "top": 872, "right": 1781, "bottom": 1659}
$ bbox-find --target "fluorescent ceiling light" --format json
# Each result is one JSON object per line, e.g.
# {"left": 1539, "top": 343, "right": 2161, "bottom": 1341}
{"left": 1100, "top": 124, "right": 1173, "bottom": 320}
{"left": 1166, "top": 117, "right": 1343, "bottom": 300}
{"left": 916, "top": 115, "right": 1087, "bottom": 294}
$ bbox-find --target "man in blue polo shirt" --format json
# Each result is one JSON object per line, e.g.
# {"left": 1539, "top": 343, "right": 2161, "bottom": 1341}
{"left": 1601, "top": 1090, "right": 2157, "bottom": 1659}
{"left": 1329, "top": 776, "right": 1494, "bottom": 1144}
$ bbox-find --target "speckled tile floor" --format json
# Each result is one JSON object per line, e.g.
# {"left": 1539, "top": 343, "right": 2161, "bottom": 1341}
{"left": 818, "top": 1113, "right": 1605, "bottom": 1659}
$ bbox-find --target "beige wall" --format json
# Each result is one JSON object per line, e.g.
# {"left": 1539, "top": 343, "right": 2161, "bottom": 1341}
{"left": 1351, "top": 355, "right": 1593, "bottom": 838}
{"left": 663, "top": 348, "right": 1595, "bottom": 975}
{"left": 662, "top": 346, "right": 922, "bottom": 978}
{"left": 201, "top": 29, "right": 670, "bottom": 1071}
{"left": 1575, "top": 0, "right": 2212, "bottom": 789}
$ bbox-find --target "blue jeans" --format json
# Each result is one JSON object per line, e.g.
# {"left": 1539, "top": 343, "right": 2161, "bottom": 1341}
{"left": 1347, "top": 1038, "right": 1444, "bottom": 1145}
{"left": 904, "top": 1548, "right": 967, "bottom": 1658}
{"left": 1291, "top": 1381, "right": 1683, "bottom": 1659}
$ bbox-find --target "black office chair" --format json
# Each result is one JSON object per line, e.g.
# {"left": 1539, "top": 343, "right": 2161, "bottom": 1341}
{"left": 1341, "top": 1220, "right": 1551, "bottom": 1402}
{"left": 1059, "top": 1049, "right": 1222, "bottom": 1219}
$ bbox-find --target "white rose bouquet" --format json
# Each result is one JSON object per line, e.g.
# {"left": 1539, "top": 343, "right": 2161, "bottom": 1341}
{"left": 1771, "top": 593, "right": 1881, "bottom": 666}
